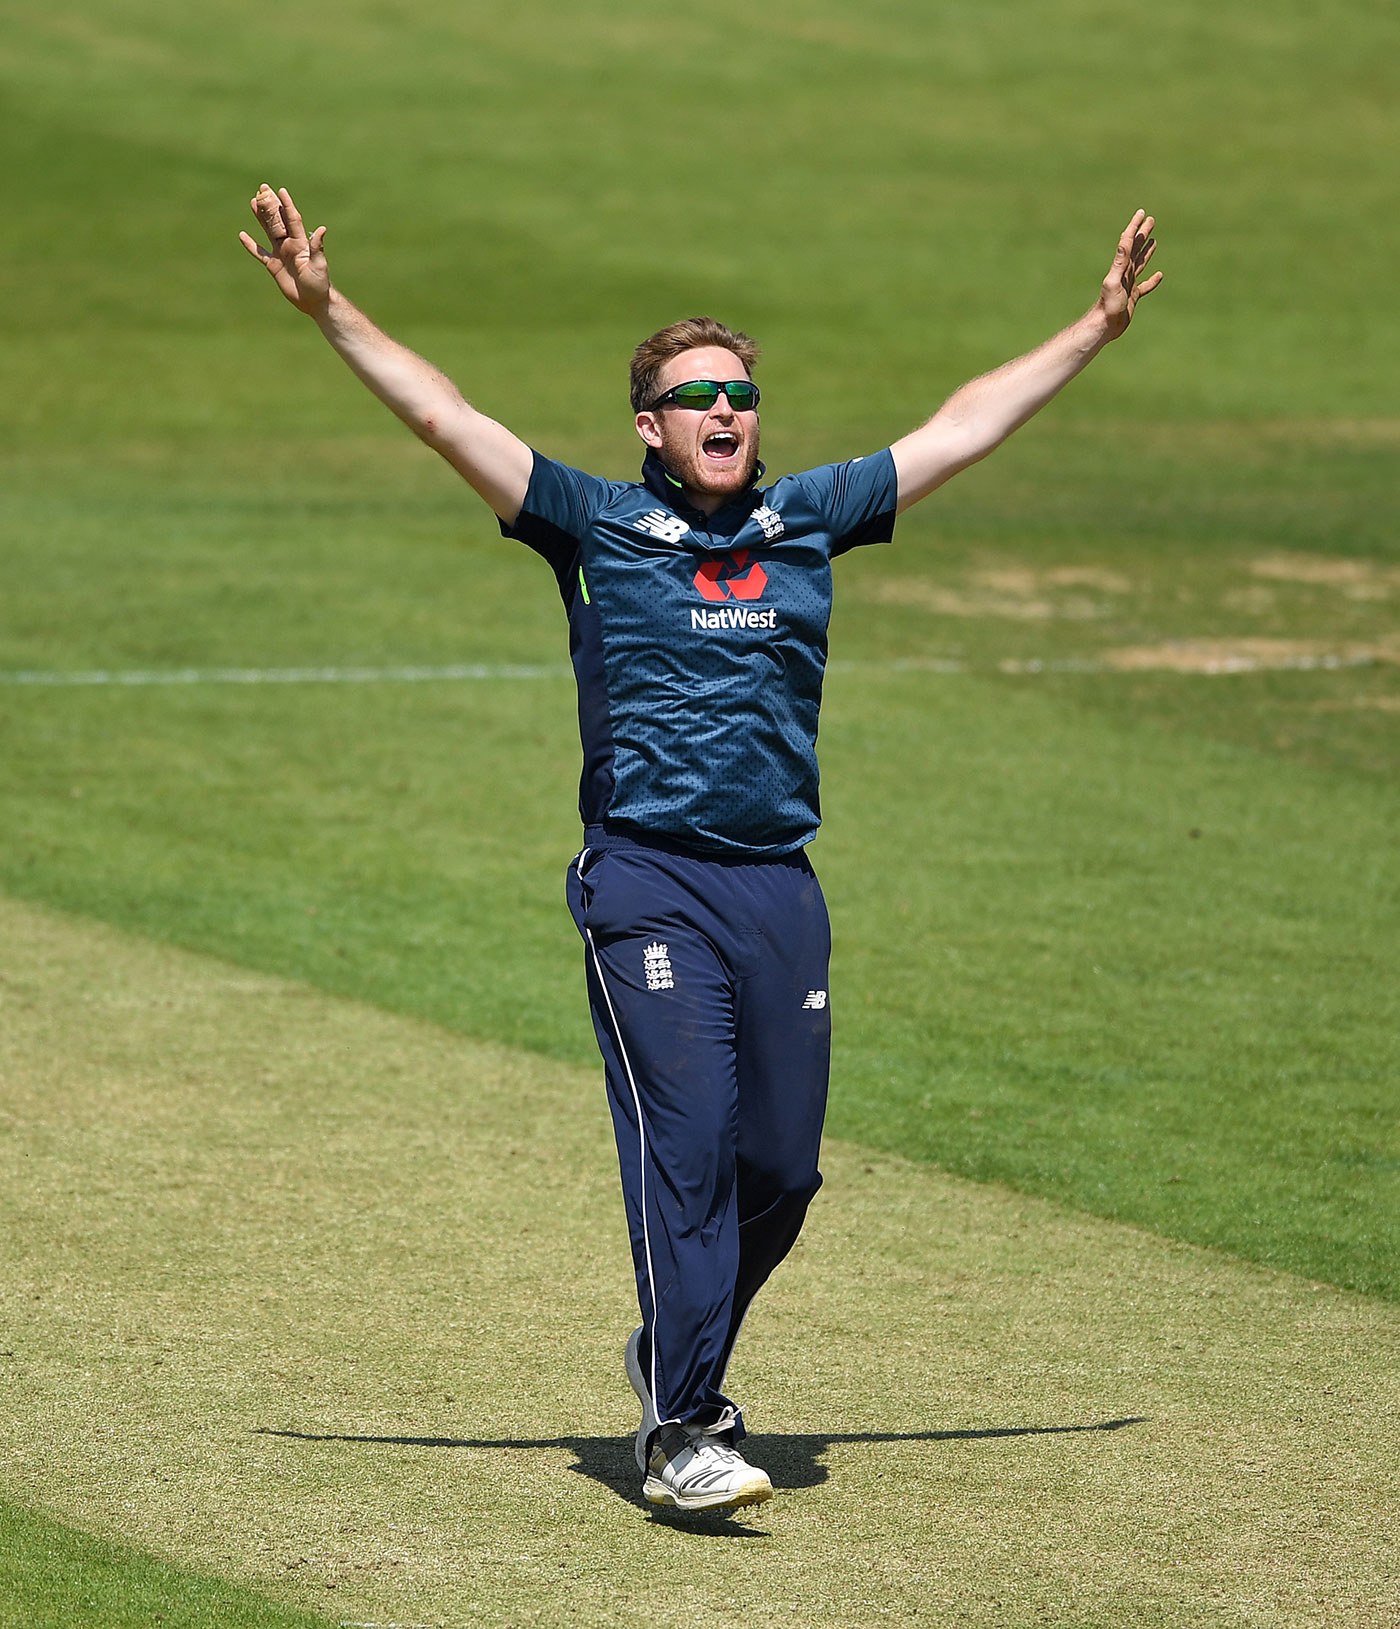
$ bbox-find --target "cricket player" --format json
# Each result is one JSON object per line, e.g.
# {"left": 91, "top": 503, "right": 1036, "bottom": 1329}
{"left": 242, "top": 187, "right": 1159, "bottom": 1512}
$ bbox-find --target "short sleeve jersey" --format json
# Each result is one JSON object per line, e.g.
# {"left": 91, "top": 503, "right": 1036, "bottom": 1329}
{"left": 500, "top": 446, "right": 898, "bottom": 857}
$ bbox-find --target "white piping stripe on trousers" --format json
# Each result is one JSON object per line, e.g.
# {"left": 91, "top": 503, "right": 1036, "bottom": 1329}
{"left": 582, "top": 918, "right": 666, "bottom": 1427}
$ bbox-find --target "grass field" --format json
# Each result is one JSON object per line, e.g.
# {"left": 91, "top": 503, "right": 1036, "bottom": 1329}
{"left": 1, "top": 0, "right": 1398, "bottom": 1622}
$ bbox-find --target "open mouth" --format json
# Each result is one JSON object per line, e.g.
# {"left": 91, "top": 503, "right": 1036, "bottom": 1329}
{"left": 703, "top": 432, "right": 740, "bottom": 461}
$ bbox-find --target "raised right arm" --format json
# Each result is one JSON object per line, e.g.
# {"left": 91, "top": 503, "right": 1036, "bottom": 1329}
{"left": 240, "top": 185, "right": 532, "bottom": 526}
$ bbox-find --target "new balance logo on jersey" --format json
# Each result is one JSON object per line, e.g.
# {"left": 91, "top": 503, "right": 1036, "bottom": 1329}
{"left": 636, "top": 509, "right": 691, "bottom": 543}
{"left": 802, "top": 989, "right": 828, "bottom": 1010}
{"left": 643, "top": 941, "right": 674, "bottom": 991}
{"left": 752, "top": 504, "right": 784, "bottom": 541}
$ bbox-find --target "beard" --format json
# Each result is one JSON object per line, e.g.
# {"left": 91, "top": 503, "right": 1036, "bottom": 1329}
{"left": 656, "top": 418, "right": 761, "bottom": 500}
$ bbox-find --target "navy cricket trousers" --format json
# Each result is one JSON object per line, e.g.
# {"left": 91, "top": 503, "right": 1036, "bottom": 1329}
{"left": 566, "top": 829, "right": 832, "bottom": 1441}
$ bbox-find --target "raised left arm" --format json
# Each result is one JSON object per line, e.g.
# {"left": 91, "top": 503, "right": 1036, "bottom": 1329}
{"left": 891, "top": 211, "right": 1161, "bottom": 513}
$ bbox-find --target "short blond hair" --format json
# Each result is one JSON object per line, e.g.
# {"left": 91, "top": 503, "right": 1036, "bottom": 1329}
{"left": 629, "top": 317, "right": 760, "bottom": 413}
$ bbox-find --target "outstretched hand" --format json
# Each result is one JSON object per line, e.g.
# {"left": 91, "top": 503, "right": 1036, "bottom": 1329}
{"left": 1097, "top": 209, "right": 1161, "bottom": 338}
{"left": 239, "top": 185, "right": 330, "bottom": 317}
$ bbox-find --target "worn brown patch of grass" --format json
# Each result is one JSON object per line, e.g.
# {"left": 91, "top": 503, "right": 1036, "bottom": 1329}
{"left": 1251, "top": 554, "right": 1400, "bottom": 593}
{"left": 1311, "top": 695, "right": 1400, "bottom": 713}
{"left": 1, "top": 896, "right": 1398, "bottom": 1627}
{"left": 859, "top": 575, "right": 1110, "bottom": 621}
{"left": 1101, "top": 637, "right": 1400, "bottom": 673}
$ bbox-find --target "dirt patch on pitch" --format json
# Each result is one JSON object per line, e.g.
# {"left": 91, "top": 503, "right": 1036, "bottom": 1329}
{"left": 1101, "top": 638, "right": 1400, "bottom": 674}
{"left": 1254, "top": 418, "right": 1400, "bottom": 446}
{"left": 862, "top": 566, "right": 1130, "bottom": 622}
{"left": 1251, "top": 553, "right": 1400, "bottom": 599}
{"left": 1311, "top": 695, "right": 1400, "bottom": 713}
{"left": 973, "top": 566, "right": 1132, "bottom": 594}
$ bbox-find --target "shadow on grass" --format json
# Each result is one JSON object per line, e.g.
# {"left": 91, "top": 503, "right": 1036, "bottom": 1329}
{"left": 255, "top": 1416, "right": 1145, "bottom": 1536}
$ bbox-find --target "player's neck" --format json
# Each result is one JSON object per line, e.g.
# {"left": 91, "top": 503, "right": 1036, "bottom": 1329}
{"left": 683, "top": 484, "right": 729, "bottom": 517}
{"left": 642, "top": 448, "right": 755, "bottom": 518}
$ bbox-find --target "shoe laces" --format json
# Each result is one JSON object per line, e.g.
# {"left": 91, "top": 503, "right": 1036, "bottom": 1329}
{"left": 686, "top": 1428, "right": 745, "bottom": 1468}
{"left": 651, "top": 1423, "right": 744, "bottom": 1473}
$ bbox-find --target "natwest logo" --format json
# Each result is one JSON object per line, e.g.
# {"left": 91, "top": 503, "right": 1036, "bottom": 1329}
{"left": 693, "top": 549, "right": 768, "bottom": 603}
{"left": 691, "top": 606, "right": 777, "bottom": 631}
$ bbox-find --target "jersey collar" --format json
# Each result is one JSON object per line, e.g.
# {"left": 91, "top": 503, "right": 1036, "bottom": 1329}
{"left": 641, "top": 448, "right": 766, "bottom": 522}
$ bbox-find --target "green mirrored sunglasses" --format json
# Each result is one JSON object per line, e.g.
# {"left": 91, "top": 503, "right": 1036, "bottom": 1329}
{"left": 649, "top": 379, "right": 760, "bottom": 412}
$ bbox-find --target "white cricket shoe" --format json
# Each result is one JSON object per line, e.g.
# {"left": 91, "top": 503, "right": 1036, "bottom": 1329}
{"left": 643, "top": 1423, "right": 773, "bottom": 1512}
{"left": 624, "top": 1326, "right": 660, "bottom": 1472}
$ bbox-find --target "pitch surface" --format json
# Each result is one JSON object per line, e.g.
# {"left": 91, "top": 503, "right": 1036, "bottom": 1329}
{"left": 3, "top": 897, "right": 1397, "bottom": 1627}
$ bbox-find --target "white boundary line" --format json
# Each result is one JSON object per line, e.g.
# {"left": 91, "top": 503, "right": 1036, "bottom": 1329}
{"left": 0, "top": 663, "right": 572, "bottom": 687}
{"left": 0, "top": 651, "right": 1384, "bottom": 688}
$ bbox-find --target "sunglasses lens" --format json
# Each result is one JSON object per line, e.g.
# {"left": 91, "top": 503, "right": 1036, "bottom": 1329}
{"left": 669, "top": 382, "right": 722, "bottom": 409}
{"left": 658, "top": 380, "right": 759, "bottom": 410}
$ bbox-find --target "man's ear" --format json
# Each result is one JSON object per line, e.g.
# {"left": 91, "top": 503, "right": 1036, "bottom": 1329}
{"left": 635, "top": 411, "right": 664, "bottom": 449}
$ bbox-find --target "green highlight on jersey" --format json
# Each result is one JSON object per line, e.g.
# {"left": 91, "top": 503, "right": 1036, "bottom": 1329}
{"left": 578, "top": 567, "right": 590, "bottom": 604}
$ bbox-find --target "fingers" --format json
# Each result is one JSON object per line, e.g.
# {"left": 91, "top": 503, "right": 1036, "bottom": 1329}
{"left": 249, "top": 183, "right": 315, "bottom": 253}
{"left": 1117, "top": 210, "right": 1155, "bottom": 262}
{"left": 239, "top": 225, "right": 303, "bottom": 305}
{"left": 309, "top": 225, "right": 327, "bottom": 254}
{"left": 1115, "top": 209, "right": 1145, "bottom": 257}
{"left": 251, "top": 183, "right": 287, "bottom": 244}
{"left": 278, "top": 187, "right": 309, "bottom": 242}
{"left": 1136, "top": 270, "right": 1164, "bottom": 297}
{"left": 1111, "top": 210, "right": 1158, "bottom": 300}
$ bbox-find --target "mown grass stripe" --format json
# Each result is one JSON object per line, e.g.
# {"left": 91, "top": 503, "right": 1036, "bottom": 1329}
{"left": 0, "top": 1496, "right": 331, "bottom": 1629}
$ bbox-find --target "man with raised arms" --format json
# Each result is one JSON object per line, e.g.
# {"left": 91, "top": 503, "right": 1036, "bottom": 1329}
{"left": 242, "top": 188, "right": 1160, "bottom": 1512}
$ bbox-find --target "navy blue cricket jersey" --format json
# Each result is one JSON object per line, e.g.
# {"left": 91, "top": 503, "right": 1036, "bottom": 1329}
{"left": 500, "top": 446, "right": 898, "bottom": 857}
